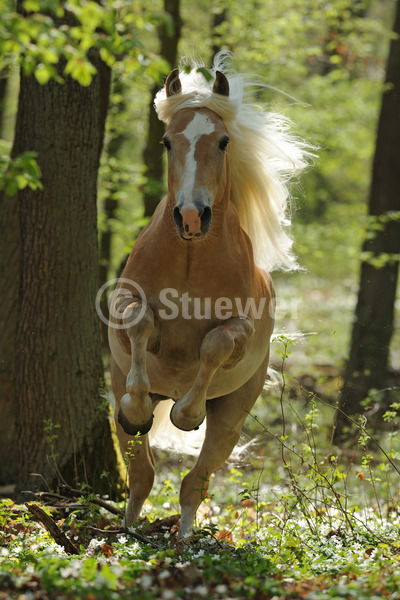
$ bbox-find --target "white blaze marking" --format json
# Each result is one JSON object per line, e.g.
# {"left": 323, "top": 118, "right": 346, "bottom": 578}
{"left": 179, "top": 113, "right": 215, "bottom": 205}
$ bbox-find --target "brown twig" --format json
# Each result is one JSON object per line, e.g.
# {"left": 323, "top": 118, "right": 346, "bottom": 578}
{"left": 83, "top": 525, "right": 160, "bottom": 549}
{"left": 58, "top": 484, "right": 124, "bottom": 516}
{"left": 25, "top": 502, "right": 79, "bottom": 555}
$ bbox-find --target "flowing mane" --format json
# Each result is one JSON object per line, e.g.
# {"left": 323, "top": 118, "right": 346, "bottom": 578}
{"left": 154, "top": 52, "right": 312, "bottom": 272}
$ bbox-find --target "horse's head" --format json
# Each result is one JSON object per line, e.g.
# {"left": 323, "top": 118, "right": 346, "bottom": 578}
{"left": 162, "top": 70, "right": 230, "bottom": 241}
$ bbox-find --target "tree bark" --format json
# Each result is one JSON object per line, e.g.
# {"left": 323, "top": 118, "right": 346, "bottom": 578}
{"left": 9, "top": 50, "right": 121, "bottom": 494}
{"left": 337, "top": 2, "right": 400, "bottom": 438}
{"left": 0, "top": 192, "right": 19, "bottom": 485}
{"left": 0, "top": 65, "right": 16, "bottom": 485}
{"left": 142, "top": 0, "right": 182, "bottom": 218}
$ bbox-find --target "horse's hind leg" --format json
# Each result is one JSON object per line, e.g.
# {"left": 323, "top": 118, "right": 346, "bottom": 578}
{"left": 111, "top": 357, "right": 155, "bottom": 525}
{"left": 178, "top": 354, "right": 269, "bottom": 538}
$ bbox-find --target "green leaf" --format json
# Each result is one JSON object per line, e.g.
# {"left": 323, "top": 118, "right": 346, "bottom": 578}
{"left": 64, "top": 56, "right": 97, "bottom": 86}
{"left": 79, "top": 2, "right": 107, "bottom": 33}
{"left": 197, "top": 66, "right": 213, "bottom": 82}
{"left": 22, "top": 0, "right": 40, "bottom": 11}
{"left": 34, "top": 62, "right": 52, "bottom": 85}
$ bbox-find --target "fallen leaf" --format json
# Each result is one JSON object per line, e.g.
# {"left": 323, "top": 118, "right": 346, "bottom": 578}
{"left": 101, "top": 544, "right": 114, "bottom": 557}
{"left": 215, "top": 529, "right": 233, "bottom": 542}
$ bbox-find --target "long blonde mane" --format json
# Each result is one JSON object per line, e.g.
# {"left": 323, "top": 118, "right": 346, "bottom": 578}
{"left": 154, "top": 52, "right": 312, "bottom": 272}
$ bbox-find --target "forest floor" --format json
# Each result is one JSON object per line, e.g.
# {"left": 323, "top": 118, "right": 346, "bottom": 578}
{"left": 1, "top": 365, "right": 400, "bottom": 600}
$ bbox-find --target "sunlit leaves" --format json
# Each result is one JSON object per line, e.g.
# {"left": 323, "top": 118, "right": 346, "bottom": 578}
{"left": 0, "top": 143, "right": 43, "bottom": 196}
{"left": 145, "top": 56, "right": 171, "bottom": 84}
{"left": 0, "top": 0, "right": 157, "bottom": 87}
{"left": 64, "top": 55, "right": 97, "bottom": 86}
{"left": 70, "top": 1, "right": 113, "bottom": 34}
{"left": 34, "top": 62, "right": 54, "bottom": 84}
{"left": 23, "top": 0, "right": 64, "bottom": 17}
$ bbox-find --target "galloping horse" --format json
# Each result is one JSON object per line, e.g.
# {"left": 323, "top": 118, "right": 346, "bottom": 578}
{"left": 108, "top": 54, "right": 309, "bottom": 538}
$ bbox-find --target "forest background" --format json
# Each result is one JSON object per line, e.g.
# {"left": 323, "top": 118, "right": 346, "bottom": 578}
{"left": 1, "top": 0, "right": 400, "bottom": 598}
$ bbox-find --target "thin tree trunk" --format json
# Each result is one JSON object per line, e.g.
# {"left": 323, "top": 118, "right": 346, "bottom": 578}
{"left": 98, "top": 76, "right": 128, "bottom": 347}
{"left": 211, "top": 7, "right": 228, "bottom": 58}
{"left": 336, "top": 2, "right": 400, "bottom": 439}
{"left": 0, "top": 69, "right": 9, "bottom": 136}
{"left": 142, "top": 0, "right": 182, "bottom": 218}
{"left": 11, "top": 50, "right": 121, "bottom": 494}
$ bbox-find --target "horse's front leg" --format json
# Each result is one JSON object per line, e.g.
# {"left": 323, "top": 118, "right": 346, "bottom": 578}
{"left": 170, "top": 317, "right": 254, "bottom": 431}
{"left": 114, "top": 293, "right": 156, "bottom": 436}
{"left": 110, "top": 357, "right": 155, "bottom": 526}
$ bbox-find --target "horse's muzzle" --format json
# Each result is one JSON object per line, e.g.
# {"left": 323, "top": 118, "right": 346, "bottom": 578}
{"left": 173, "top": 202, "right": 212, "bottom": 239}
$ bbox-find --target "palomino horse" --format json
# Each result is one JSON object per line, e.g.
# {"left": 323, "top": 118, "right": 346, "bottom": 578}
{"left": 108, "top": 54, "right": 309, "bottom": 538}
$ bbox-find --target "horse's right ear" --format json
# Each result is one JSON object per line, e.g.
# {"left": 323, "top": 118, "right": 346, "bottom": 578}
{"left": 165, "top": 69, "right": 182, "bottom": 97}
{"left": 213, "top": 71, "right": 229, "bottom": 97}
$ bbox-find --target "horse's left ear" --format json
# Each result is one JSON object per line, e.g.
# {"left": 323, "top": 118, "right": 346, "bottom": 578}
{"left": 213, "top": 71, "right": 229, "bottom": 97}
{"left": 165, "top": 69, "right": 182, "bottom": 97}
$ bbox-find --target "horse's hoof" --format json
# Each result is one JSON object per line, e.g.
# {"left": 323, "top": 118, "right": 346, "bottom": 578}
{"left": 118, "top": 409, "right": 154, "bottom": 436}
{"left": 169, "top": 405, "right": 205, "bottom": 432}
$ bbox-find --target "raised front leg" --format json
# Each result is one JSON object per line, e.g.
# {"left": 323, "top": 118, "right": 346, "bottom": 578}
{"left": 114, "top": 292, "right": 156, "bottom": 436}
{"left": 170, "top": 317, "right": 254, "bottom": 432}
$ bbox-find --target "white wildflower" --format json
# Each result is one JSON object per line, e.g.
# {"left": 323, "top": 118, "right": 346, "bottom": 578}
{"left": 117, "top": 535, "right": 128, "bottom": 544}
{"left": 140, "top": 574, "right": 153, "bottom": 588}
{"left": 159, "top": 569, "right": 171, "bottom": 580}
{"left": 193, "top": 585, "right": 209, "bottom": 597}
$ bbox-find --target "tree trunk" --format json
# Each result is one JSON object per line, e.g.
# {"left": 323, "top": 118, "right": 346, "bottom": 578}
{"left": 142, "top": 0, "right": 182, "bottom": 218}
{"left": 0, "top": 69, "right": 9, "bottom": 136}
{"left": 336, "top": 2, "right": 400, "bottom": 439}
{"left": 0, "top": 192, "right": 19, "bottom": 486}
{"left": 211, "top": 7, "right": 228, "bottom": 59}
{"left": 98, "top": 75, "right": 129, "bottom": 348}
{"left": 10, "top": 51, "right": 121, "bottom": 494}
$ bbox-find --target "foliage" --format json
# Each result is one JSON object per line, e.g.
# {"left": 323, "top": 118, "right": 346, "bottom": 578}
{"left": 0, "top": 0, "right": 170, "bottom": 87}
{"left": 0, "top": 140, "right": 42, "bottom": 195}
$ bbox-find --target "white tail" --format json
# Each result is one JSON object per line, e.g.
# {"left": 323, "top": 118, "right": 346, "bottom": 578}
{"left": 149, "top": 400, "right": 206, "bottom": 455}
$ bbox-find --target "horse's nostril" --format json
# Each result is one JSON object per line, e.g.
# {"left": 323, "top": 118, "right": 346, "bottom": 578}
{"left": 173, "top": 206, "right": 183, "bottom": 228}
{"left": 201, "top": 206, "right": 212, "bottom": 229}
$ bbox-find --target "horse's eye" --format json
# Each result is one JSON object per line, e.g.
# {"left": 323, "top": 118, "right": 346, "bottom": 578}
{"left": 219, "top": 135, "right": 230, "bottom": 152}
{"left": 162, "top": 137, "right": 172, "bottom": 152}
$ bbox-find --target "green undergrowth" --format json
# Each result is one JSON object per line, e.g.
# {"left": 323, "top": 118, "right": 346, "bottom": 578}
{"left": 2, "top": 487, "right": 400, "bottom": 600}
{"left": 2, "top": 492, "right": 400, "bottom": 600}
{"left": 2, "top": 338, "right": 400, "bottom": 599}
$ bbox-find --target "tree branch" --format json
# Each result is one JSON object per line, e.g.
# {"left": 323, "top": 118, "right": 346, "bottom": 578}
{"left": 25, "top": 502, "right": 79, "bottom": 555}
